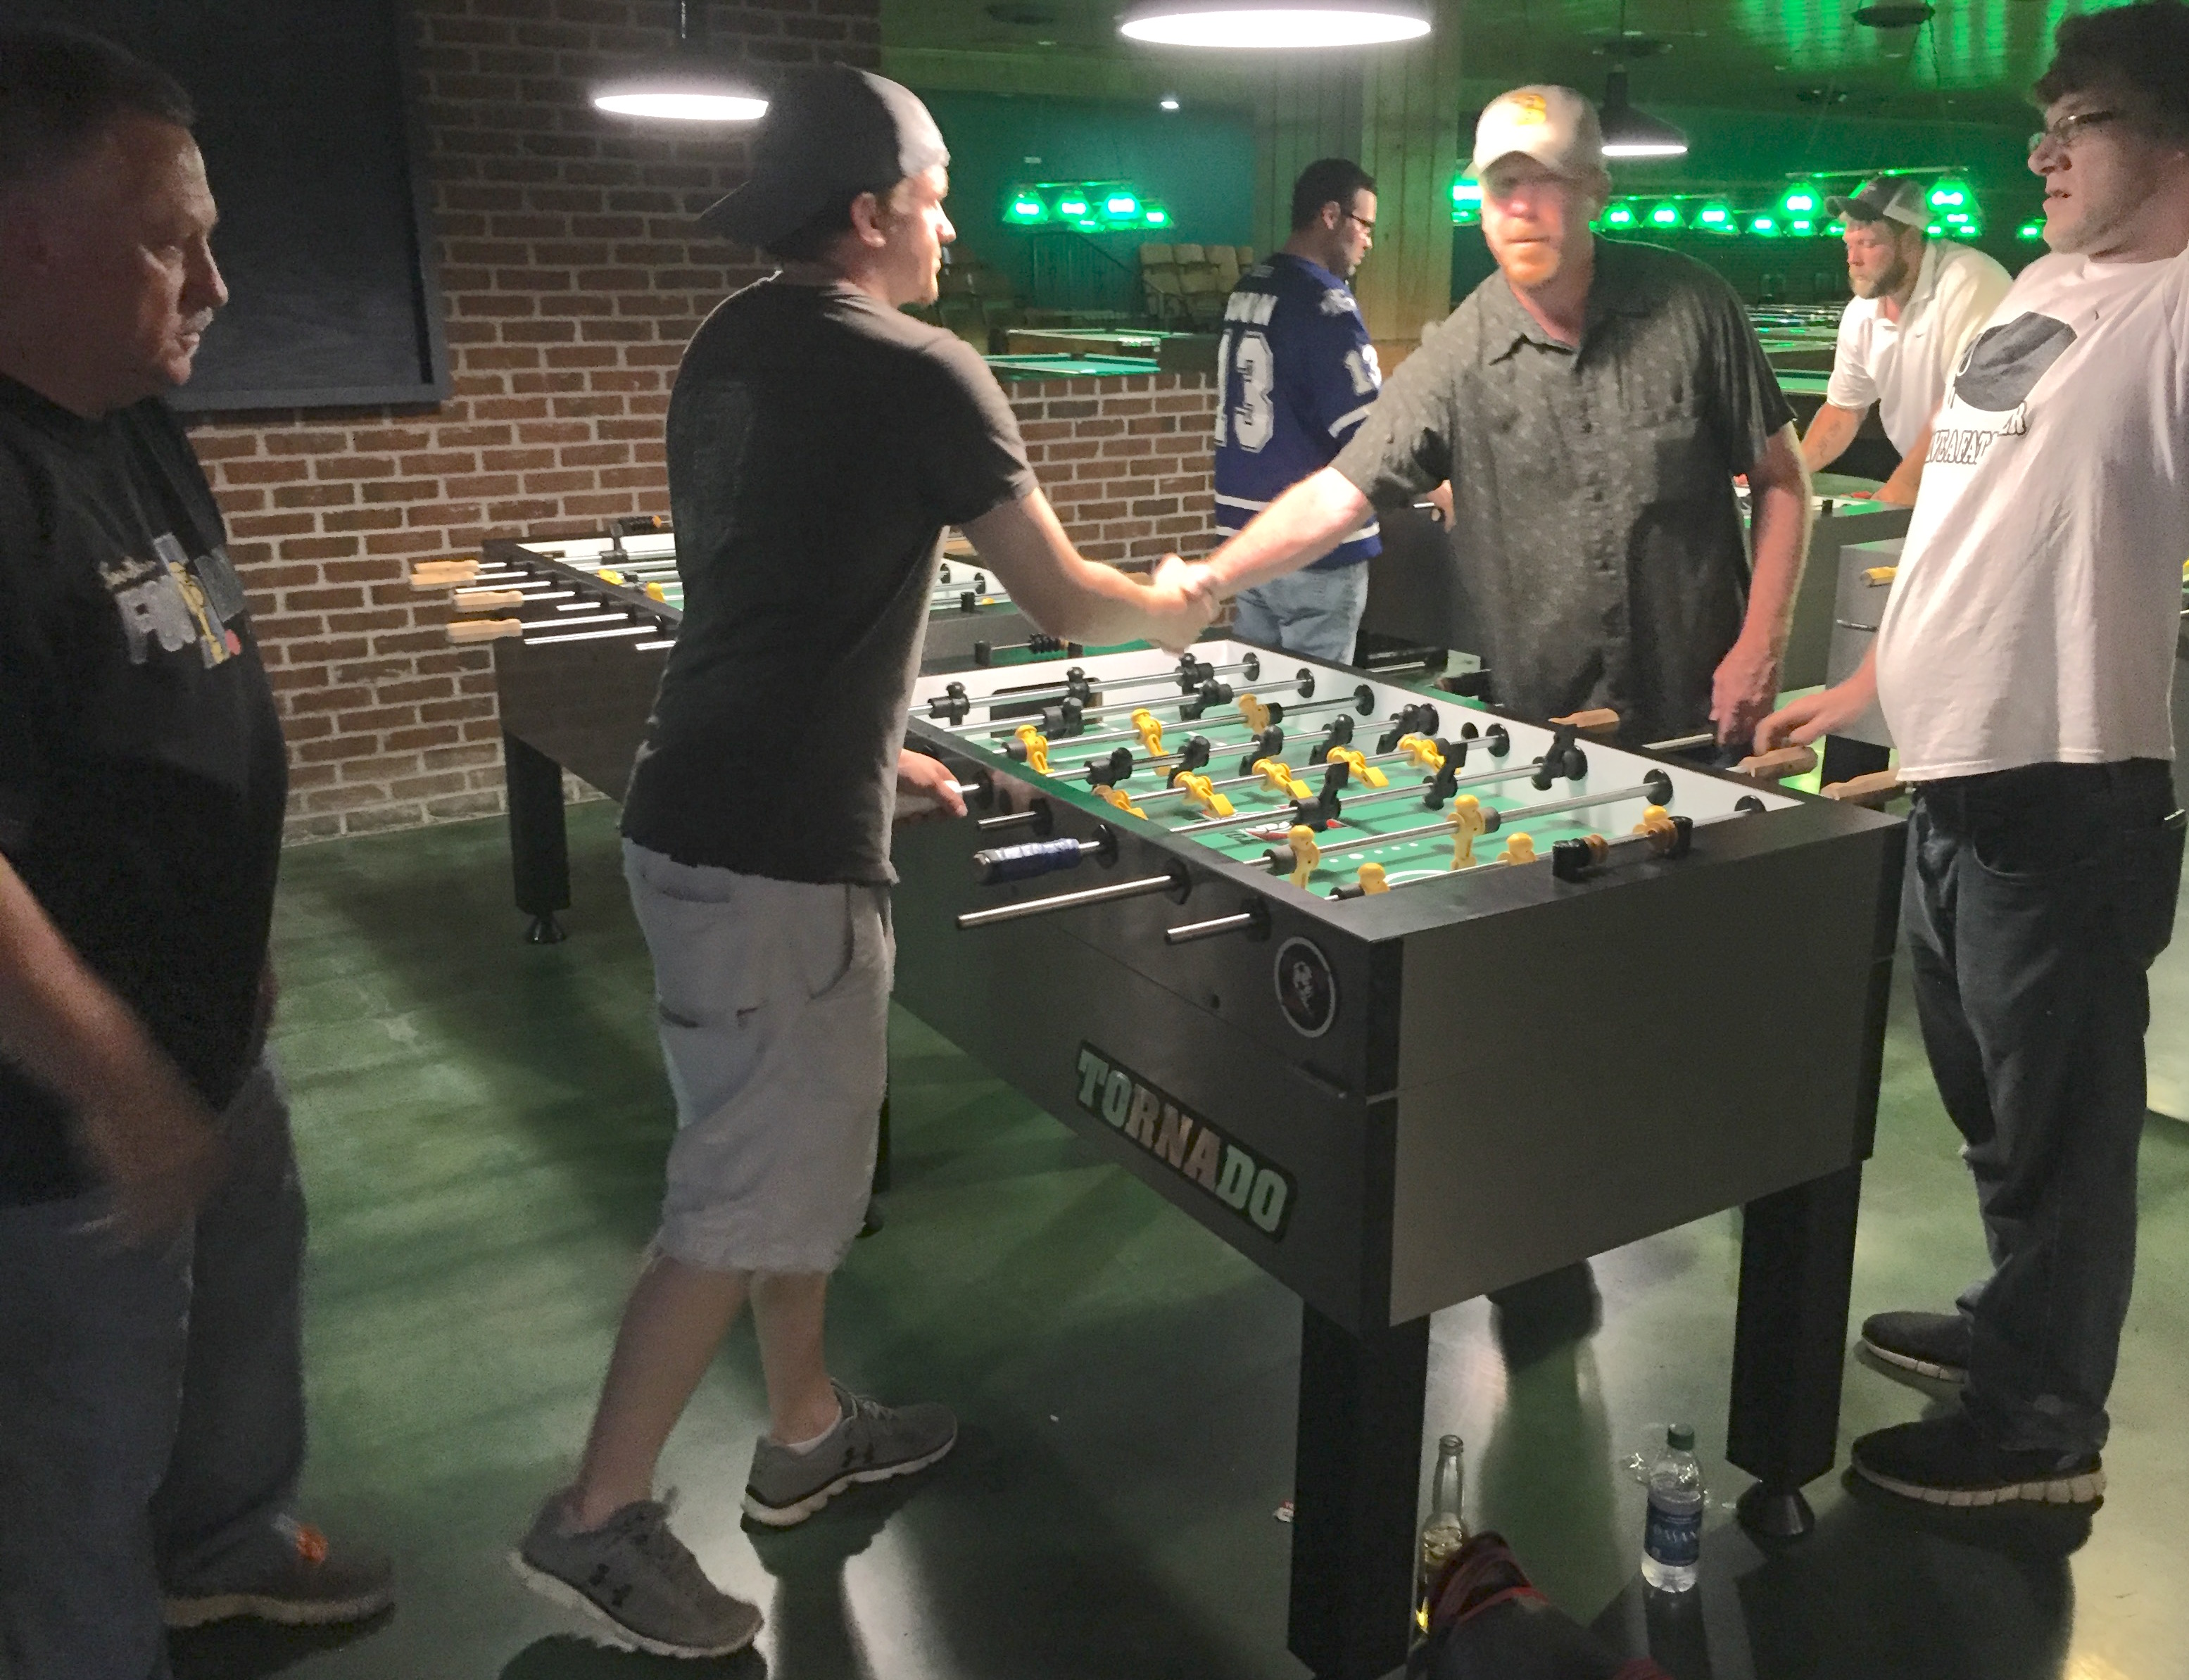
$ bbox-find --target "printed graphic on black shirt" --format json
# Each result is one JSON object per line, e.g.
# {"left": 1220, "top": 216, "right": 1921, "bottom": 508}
{"left": 101, "top": 532, "right": 248, "bottom": 667}
{"left": 1929, "top": 312, "right": 2077, "bottom": 467}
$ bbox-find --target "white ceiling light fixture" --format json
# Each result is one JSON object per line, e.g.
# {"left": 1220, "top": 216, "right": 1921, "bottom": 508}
{"left": 592, "top": 1, "right": 768, "bottom": 122}
{"left": 1598, "top": 67, "right": 1687, "bottom": 158}
{"left": 1160, "top": 94, "right": 1182, "bottom": 110}
{"left": 1119, "top": 0, "right": 1432, "bottom": 50}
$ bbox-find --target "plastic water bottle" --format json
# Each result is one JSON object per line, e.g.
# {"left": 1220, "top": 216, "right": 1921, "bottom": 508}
{"left": 1640, "top": 1424, "right": 1704, "bottom": 1593}
{"left": 1415, "top": 1434, "right": 1468, "bottom": 1633}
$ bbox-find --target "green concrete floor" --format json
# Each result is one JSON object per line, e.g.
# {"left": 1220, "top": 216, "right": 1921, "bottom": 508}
{"left": 166, "top": 801, "right": 2189, "bottom": 1680}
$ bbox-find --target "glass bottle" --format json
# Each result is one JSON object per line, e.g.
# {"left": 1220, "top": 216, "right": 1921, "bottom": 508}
{"left": 1415, "top": 1434, "right": 1468, "bottom": 1634}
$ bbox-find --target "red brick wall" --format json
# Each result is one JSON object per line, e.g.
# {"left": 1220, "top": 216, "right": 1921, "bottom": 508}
{"left": 191, "top": 0, "right": 880, "bottom": 842}
{"left": 189, "top": 0, "right": 1219, "bottom": 842}
{"left": 1006, "top": 374, "right": 1218, "bottom": 564}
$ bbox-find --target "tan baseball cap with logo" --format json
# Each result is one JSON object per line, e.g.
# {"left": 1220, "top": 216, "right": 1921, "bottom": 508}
{"left": 1470, "top": 85, "right": 1607, "bottom": 179}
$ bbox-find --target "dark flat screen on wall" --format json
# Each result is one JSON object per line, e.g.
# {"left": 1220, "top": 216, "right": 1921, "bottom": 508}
{"left": 2, "top": 0, "right": 448, "bottom": 411}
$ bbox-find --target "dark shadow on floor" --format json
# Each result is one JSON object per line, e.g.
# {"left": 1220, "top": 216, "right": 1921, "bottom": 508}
{"left": 1590, "top": 1470, "right": 2087, "bottom": 1680}
{"left": 169, "top": 1607, "right": 393, "bottom": 1679}
{"left": 501, "top": 1634, "right": 766, "bottom": 1679}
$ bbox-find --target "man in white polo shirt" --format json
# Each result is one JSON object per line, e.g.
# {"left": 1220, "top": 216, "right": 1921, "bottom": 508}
{"left": 1759, "top": 0, "right": 2188, "bottom": 1509}
{"left": 1800, "top": 175, "right": 2011, "bottom": 504}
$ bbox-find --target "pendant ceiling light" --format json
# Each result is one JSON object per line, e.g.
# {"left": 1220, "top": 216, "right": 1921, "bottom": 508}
{"left": 1598, "top": 67, "right": 1687, "bottom": 158}
{"left": 593, "top": 1, "right": 768, "bottom": 122}
{"left": 1118, "top": 0, "right": 1432, "bottom": 50}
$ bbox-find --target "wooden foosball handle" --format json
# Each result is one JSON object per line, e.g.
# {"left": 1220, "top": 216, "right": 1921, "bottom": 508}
{"left": 1822, "top": 769, "right": 1905, "bottom": 807}
{"left": 447, "top": 617, "right": 523, "bottom": 644}
{"left": 410, "top": 557, "right": 480, "bottom": 588}
{"left": 453, "top": 588, "right": 525, "bottom": 612}
{"left": 1548, "top": 707, "right": 1620, "bottom": 737}
{"left": 1734, "top": 745, "right": 1817, "bottom": 782}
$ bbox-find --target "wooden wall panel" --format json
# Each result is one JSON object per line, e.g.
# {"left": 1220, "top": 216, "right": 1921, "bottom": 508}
{"left": 1354, "top": 0, "right": 1465, "bottom": 362}
{"left": 1251, "top": 58, "right": 1365, "bottom": 260}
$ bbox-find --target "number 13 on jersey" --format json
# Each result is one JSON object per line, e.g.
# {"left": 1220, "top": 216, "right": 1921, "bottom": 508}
{"left": 1214, "top": 328, "right": 1275, "bottom": 453}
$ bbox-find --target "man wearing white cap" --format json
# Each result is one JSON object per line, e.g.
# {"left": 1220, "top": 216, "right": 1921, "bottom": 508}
{"left": 1180, "top": 85, "right": 1812, "bottom": 750}
{"left": 1801, "top": 175, "right": 2012, "bottom": 503}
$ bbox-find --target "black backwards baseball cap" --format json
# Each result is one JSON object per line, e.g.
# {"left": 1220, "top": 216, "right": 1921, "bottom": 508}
{"left": 1824, "top": 176, "right": 1929, "bottom": 229}
{"left": 695, "top": 67, "right": 947, "bottom": 249}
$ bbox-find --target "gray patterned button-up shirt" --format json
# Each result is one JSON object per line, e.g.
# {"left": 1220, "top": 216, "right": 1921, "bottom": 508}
{"left": 1334, "top": 239, "right": 1792, "bottom": 743}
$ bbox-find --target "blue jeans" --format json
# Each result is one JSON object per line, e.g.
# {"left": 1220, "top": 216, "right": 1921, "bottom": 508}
{"left": 1903, "top": 761, "right": 2184, "bottom": 1458}
{"left": 0, "top": 1058, "right": 306, "bottom": 1680}
{"left": 1228, "top": 563, "right": 1371, "bottom": 664}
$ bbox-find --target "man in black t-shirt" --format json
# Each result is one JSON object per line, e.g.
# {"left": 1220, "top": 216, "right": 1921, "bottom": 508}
{"left": 514, "top": 69, "right": 1215, "bottom": 1657}
{"left": 0, "top": 31, "right": 391, "bottom": 1675}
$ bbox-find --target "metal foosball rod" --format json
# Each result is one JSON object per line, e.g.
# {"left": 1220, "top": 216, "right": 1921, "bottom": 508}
{"left": 952, "top": 678, "right": 1254, "bottom": 746}
{"left": 957, "top": 866, "right": 1189, "bottom": 929}
{"left": 1172, "top": 743, "right": 1581, "bottom": 836}
{"left": 1039, "top": 685, "right": 1379, "bottom": 764}
{"left": 1116, "top": 720, "right": 1514, "bottom": 809}
{"left": 965, "top": 668, "right": 1321, "bottom": 743}
{"left": 1260, "top": 770, "right": 1676, "bottom": 876}
{"left": 921, "top": 652, "right": 1270, "bottom": 721}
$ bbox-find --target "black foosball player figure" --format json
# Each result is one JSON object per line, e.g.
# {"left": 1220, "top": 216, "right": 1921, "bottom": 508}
{"left": 510, "top": 67, "right": 1218, "bottom": 1658}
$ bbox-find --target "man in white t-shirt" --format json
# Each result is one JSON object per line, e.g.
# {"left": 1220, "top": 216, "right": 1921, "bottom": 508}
{"left": 1800, "top": 176, "right": 2011, "bottom": 505}
{"left": 1760, "top": 0, "right": 2189, "bottom": 1510}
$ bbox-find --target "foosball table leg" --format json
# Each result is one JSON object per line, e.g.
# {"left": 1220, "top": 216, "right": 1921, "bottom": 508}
{"left": 504, "top": 731, "right": 571, "bottom": 945}
{"left": 1289, "top": 1305, "right": 1430, "bottom": 1680}
{"left": 1727, "top": 1162, "right": 1865, "bottom": 1539}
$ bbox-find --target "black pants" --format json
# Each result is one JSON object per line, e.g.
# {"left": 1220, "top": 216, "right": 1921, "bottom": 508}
{"left": 1904, "top": 760, "right": 2184, "bottom": 1458}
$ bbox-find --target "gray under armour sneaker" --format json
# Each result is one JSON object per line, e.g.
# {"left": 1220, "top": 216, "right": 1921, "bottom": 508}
{"left": 511, "top": 1496, "right": 762, "bottom": 1659}
{"left": 744, "top": 1382, "right": 957, "bottom": 1527}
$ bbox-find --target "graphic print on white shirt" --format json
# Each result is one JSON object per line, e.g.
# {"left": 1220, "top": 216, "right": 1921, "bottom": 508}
{"left": 1873, "top": 247, "right": 2189, "bottom": 781}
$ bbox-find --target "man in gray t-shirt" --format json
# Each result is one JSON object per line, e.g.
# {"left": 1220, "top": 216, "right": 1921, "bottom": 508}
{"left": 1186, "top": 85, "right": 1811, "bottom": 749}
{"left": 517, "top": 70, "right": 1213, "bottom": 1658}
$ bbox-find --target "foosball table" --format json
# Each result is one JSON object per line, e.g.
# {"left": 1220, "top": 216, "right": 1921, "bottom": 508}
{"left": 427, "top": 545, "right": 1905, "bottom": 1680}
{"left": 415, "top": 519, "right": 1068, "bottom": 942}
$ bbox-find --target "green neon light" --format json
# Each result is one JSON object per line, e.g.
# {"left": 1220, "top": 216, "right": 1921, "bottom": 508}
{"left": 1651, "top": 201, "right": 1682, "bottom": 227}
{"left": 1694, "top": 202, "right": 1733, "bottom": 230}
{"left": 1748, "top": 214, "right": 1780, "bottom": 236}
{"left": 1779, "top": 182, "right": 1823, "bottom": 219}
{"left": 1451, "top": 176, "right": 1482, "bottom": 227}
{"left": 1142, "top": 205, "right": 1171, "bottom": 227}
{"left": 1789, "top": 218, "right": 1815, "bottom": 234}
{"left": 2017, "top": 218, "right": 2044, "bottom": 239}
{"left": 1005, "top": 194, "right": 1047, "bottom": 224}
{"left": 1104, "top": 192, "right": 1140, "bottom": 219}
{"left": 1057, "top": 196, "right": 1088, "bottom": 217}
{"left": 1603, "top": 201, "right": 1636, "bottom": 227}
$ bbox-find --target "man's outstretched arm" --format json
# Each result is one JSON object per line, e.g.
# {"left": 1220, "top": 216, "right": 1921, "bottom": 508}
{"left": 1197, "top": 467, "right": 1373, "bottom": 598}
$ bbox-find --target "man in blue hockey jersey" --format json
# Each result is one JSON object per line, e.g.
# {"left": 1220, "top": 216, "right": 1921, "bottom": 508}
{"left": 1214, "top": 158, "right": 1382, "bottom": 662}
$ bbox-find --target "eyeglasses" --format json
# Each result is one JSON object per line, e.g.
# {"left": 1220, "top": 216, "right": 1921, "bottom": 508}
{"left": 2028, "top": 109, "right": 2123, "bottom": 155}
{"left": 1344, "top": 211, "right": 1375, "bottom": 234}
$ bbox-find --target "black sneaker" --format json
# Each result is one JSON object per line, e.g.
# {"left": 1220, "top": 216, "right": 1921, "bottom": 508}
{"left": 1852, "top": 1413, "right": 2104, "bottom": 1508}
{"left": 1860, "top": 1310, "right": 1970, "bottom": 1384}
{"left": 164, "top": 1517, "right": 393, "bottom": 1628}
